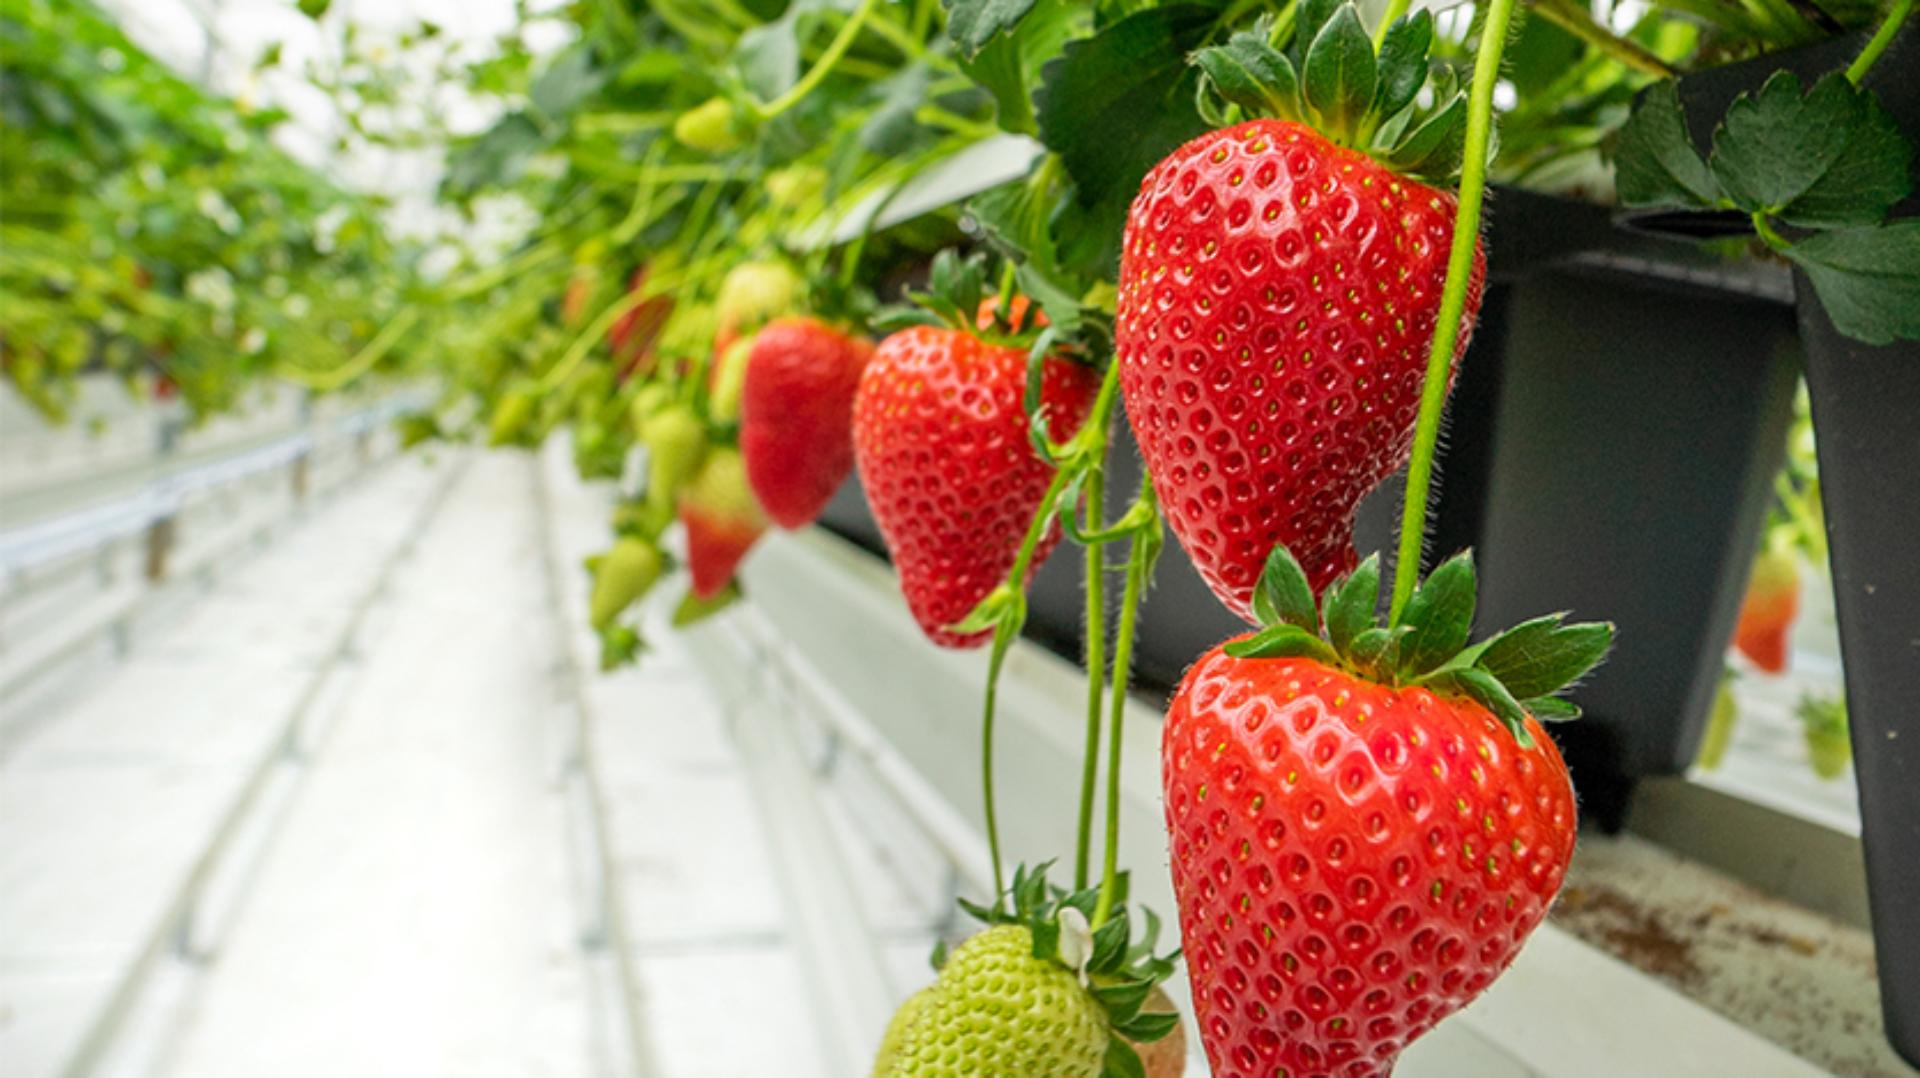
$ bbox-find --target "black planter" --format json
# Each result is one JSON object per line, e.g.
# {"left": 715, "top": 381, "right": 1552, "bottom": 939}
{"left": 1788, "top": 26, "right": 1919, "bottom": 1069}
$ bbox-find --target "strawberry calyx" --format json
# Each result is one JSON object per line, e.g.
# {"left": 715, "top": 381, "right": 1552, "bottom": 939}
{"left": 1225, "top": 542, "right": 1615, "bottom": 748}
{"left": 944, "top": 861, "right": 1181, "bottom": 1074}
{"left": 874, "top": 250, "right": 1052, "bottom": 347}
{"left": 1194, "top": 0, "right": 1470, "bottom": 184}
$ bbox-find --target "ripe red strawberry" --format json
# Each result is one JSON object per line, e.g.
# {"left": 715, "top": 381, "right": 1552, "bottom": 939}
{"left": 1732, "top": 543, "right": 1799, "bottom": 673}
{"left": 610, "top": 267, "right": 673, "bottom": 380}
{"left": 1117, "top": 117, "right": 1484, "bottom": 620}
{"left": 1163, "top": 545, "right": 1609, "bottom": 1077}
{"left": 679, "top": 446, "right": 768, "bottom": 599}
{"left": 1116, "top": 0, "right": 1494, "bottom": 623}
{"left": 740, "top": 317, "right": 875, "bottom": 529}
{"left": 853, "top": 323, "right": 1097, "bottom": 647}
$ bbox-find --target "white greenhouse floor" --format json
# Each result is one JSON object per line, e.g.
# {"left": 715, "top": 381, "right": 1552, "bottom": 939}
{"left": 0, "top": 445, "right": 1877, "bottom": 1077}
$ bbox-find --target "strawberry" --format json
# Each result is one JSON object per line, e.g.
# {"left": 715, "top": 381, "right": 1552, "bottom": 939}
{"left": 679, "top": 446, "right": 768, "bottom": 599}
{"left": 639, "top": 402, "right": 708, "bottom": 517}
{"left": 877, "top": 926, "right": 1107, "bottom": 1077}
{"left": 1695, "top": 670, "right": 1740, "bottom": 770}
{"left": 673, "top": 96, "right": 744, "bottom": 153}
{"left": 588, "top": 537, "right": 664, "bottom": 630}
{"left": 852, "top": 321, "right": 1097, "bottom": 647}
{"left": 713, "top": 260, "right": 802, "bottom": 357}
{"left": 1732, "top": 543, "right": 1799, "bottom": 673}
{"left": 609, "top": 266, "right": 673, "bottom": 380}
{"left": 741, "top": 317, "right": 875, "bottom": 529}
{"left": 1116, "top": 11, "right": 1488, "bottom": 620}
{"left": 1163, "top": 544, "right": 1609, "bottom": 1077}
{"left": 1796, "top": 693, "right": 1851, "bottom": 780}
{"left": 871, "top": 987, "right": 934, "bottom": 1077}
{"left": 708, "top": 335, "right": 755, "bottom": 422}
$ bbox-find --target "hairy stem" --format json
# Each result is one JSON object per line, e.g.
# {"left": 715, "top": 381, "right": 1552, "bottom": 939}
{"left": 1093, "top": 481, "right": 1159, "bottom": 930}
{"left": 1388, "top": 0, "right": 1518, "bottom": 624}
{"left": 1074, "top": 463, "right": 1107, "bottom": 890}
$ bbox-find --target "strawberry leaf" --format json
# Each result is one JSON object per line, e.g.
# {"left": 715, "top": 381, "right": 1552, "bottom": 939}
{"left": 1113, "top": 1008, "right": 1181, "bottom": 1041}
{"left": 1193, "top": 31, "right": 1305, "bottom": 122}
{"left": 1525, "top": 695, "right": 1582, "bottom": 722}
{"left": 1783, "top": 221, "right": 1920, "bottom": 346}
{"left": 1103, "top": 1038, "right": 1148, "bottom": 1078}
{"left": 1709, "top": 71, "right": 1913, "bottom": 229}
{"left": 1614, "top": 80, "right": 1723, "bottom": 210}
{"left": 1225, "top": 623, "right": 1339, "bottom": 662}
{"left": 1477, "top": 615, "right": 1613, "bottom": 699}
{"left": 1395, "top": 551, "right": 1476, "bottom": 677}
{"left": 1442, "top": 667, "right": 1536, "bottom": 748}
{"left": 1091, "top": 978, "right": 1153, "bottom": 1021}
{"left": 943, "top": 0, "right": 1042, "bottom": 59}
{"left": 1371, "top": 10, "right": 1433, "bottom": 123}
{"left": 1302, "top": 3, "right": 1376, "bottom": 142}
{"left": 1324, "top": 553, "right": 1380, "bottom": 654}
{"left": 1288, "top": 0, "right": 1340, "bottom": 68}
{"left": 1252, "top": 543, "right": 1320, "bottom": 631}
{"left": 1346, "top": 624, "right": 1405, "bottom": 678}
{"left": 1089, "top": 914, "right": 1130, "bottom": 971}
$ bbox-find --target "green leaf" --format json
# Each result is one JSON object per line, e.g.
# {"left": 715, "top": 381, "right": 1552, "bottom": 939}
{"left": 1035, "top": 5, "right": 1217, "bottom": 263}
{"left": 944, "top": 0, "right": 1041, "bottom": 59}
{"left": 1224, "top": 623, "right": 1339, "bottom": 662}
{"left": 1443, "top": 667, "right": 1535, "bottom": 748}
{"left": 1477, "top": 616, "right": 1613, "bottom": 699}
{"left": 529, "top": 45, "right": 603, "bottom": 120}
{"left": 1301, "top": 4, "right": 1376, "bottom": 140}
{"left": 930, "top": 938, "right": 950, "bottom": 970}
{"left": 298, "top": 0, "right": 331, "bottom": 18}
{"left": 1395, "top": 552, "right": 1476, "bottom": 677}
{"left": 1784, "top": 221, "right": 1920, "bottom": 346}
{"left": 1288, "top": 0, "right": 1341, "bottom": 68}
{"left": 1089, "top": 914, "right": 1130, "bottom": 972}
{"left": 1710, "top": 71, "right": 1913, "bottom": 227}
{"left": 1091, "top": 978, "right": 1153, "bottom": 1022}
{"left": 735, "top": 12, "right": 802, "bottom": 102}
{"left": 1325, "top": 553, "right": 1380, "bottom": 655}
{"left": 1371, "top": 10, "right": 1433, "bottom": 123}
{"left": 1193, "top": 32, "right": 1305, "bottom": 122}
{"left": 1252, "top": 543, "right": 1321, "bottom": 631}
{"left": 1614, "top": 80, "right": 1722, "bottom": 209}
{"left": 1385, "top": 91, "right": 1466, "bottom": 180}
{"left": 1103, "top": 1038, "right": 1147, "bottom": 1078}
{"left": 1347, "top": 625, "right": 1403, "bottom": 675}
{"left": 1113, "top": 1009, "right": 1181, "bottom": 1042}
{"left": 1524, "top": 695, "right": 1582, "bottom": 721}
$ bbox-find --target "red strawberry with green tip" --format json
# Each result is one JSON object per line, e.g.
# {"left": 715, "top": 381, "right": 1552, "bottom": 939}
{"left": 1116, "top": 8, "right": 1486, "bottom": 619}
{"left": 741, "top": 317, "right": 875, "bottom": 529}
{"left": 852, "top": 304, "right": 1096, "bottom": 648}
{"left": 1733, "top": 542, "right": 1799, "bottom": 673}
{"left": 1163, "top": 542, "right": 1611, "bottom": 1077}
{"left": 679, "top": 446, "right": 768, "bottom": 599}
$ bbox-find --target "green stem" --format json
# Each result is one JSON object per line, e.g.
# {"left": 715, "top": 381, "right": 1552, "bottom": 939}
{"left": 277, "top": 307, "right": 419, "bottom": 391}
{"left": 757, "top": 0, "right": 879, "bottom": 120}
{"left": 1751, "top": 211, "right": 1792, "bottom": 251}
{"left": 1073, "top": 462, "right": 1107, "bottom": 891}
{"left": 1092, "top": 480, "right": 1159, "bottom": 930}
{"left": 1530, "top": 0, "right": 1678, "bottom": 76}
{"left": 978, "top": 462, "right": 1076, "bottom": 908}
{"left": 1387, "top": 0, "right": 1517, "bottom": 624}
{"left": 1848, "top": 0, "right": 1913, "bottom": 82}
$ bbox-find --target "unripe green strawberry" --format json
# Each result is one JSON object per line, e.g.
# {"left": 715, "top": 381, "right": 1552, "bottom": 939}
{"left": 488, "top": 386, "right": 538, "bottom": 446}
{"left": 1797, "top": 693, "right": 1851, "bottom": 780}
{"left": 1696, "top": 673, "right": 1740, "bottom": 770}
{"left": 629, "top": 382, "right": 675, "bottom": 436}
{"left": 714, "top": 261, "right": 801, "bottom": 355}
{"left": 708, "top": 335, "right": 754, "bottom": 422}
{"left": 879, "top": 925, "right": 1107, "bottom": 1078}
{"left": 871, "top": 987, "right": 935, "bottom": 1078}
{"left": 767, "top": 163, "right": 827, "bottom": 210}
{"left": 679, "top": 447, "right": 768, "bottom": 599}
{"left": 589, "top": 537, "right": 663, "bottom": 629}
{"left": 641, "top": 404, "right": 708, "bottom": 511}
{"left": 671, "top": 579, "right": 741, "bottom": 627}
{"left": 673, "top": 97, "right": 744, "bottom": 153}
